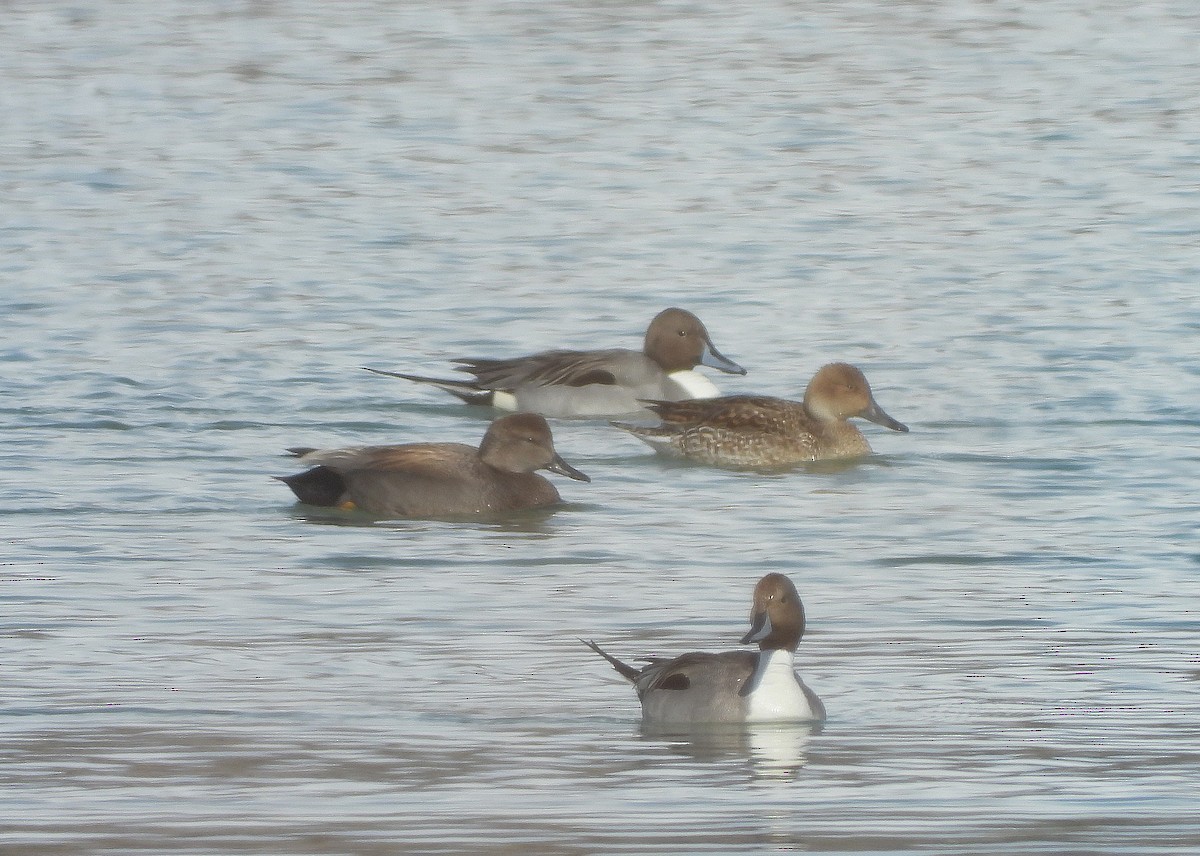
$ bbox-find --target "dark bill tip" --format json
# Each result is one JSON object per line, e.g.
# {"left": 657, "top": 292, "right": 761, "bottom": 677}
{"left": 547, "top": 455, "right": 591, "bottom": 482}
{"left": 864, "top": 401, "right": 908, "bottom": 433}
{"left": 740, "top": 610, "right": 769, "bottom": 645}
{"left": 700, "top": 342, "right": 748, "bottom": 376}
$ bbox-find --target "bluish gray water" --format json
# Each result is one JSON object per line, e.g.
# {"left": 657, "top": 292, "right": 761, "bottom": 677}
{"left": 3, "top": 1, "right": 1199, "bottom": 853}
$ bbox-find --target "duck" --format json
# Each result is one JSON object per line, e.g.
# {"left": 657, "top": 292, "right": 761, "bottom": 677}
{"left": 275, "top": 412, "right": 589, "bottom": 517}
{"left": 363, "top": 307, "right": 746, "bottom": 418}
{"left": 583, "top": 573, "right": 825, "bottom": 725}
{"left": 612, "top": 362, "right": 908, "bottom": 467}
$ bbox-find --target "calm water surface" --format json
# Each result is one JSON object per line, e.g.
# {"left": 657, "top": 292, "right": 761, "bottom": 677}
{"left": 3, "top": 1, "right": 1200, "bottom": 854}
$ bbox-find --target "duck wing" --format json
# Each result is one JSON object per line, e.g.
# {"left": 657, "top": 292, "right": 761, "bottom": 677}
{"left": 455, "top": 349, "right": 637, "bottom": 389}
{"left": 640, "top": 395, "right": 801, "bottom": 431}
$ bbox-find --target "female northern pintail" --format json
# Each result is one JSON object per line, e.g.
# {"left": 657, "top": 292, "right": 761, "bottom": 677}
{"left": 275, "top": 413, "right": 589, "bottom": 517}
{"left": 612, "top": 362, "right": 908, "bottom": 467}
{"left": 584, "top": 573, "right": 825, "bottom": 726}
{"left": 363, "top": 307, "right": 746, "bottom": 419}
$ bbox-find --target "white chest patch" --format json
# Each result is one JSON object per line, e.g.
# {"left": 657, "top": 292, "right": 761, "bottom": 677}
{"left": 667, "top": 370, "right": 720, "bottom": 399}
{"left": 744, "top": 650, "right": 814, "bottom": 723}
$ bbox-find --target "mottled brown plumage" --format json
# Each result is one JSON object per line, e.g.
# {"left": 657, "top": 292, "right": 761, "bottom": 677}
{"left": 614, "top": 362, "right": 908, "bottom": 468}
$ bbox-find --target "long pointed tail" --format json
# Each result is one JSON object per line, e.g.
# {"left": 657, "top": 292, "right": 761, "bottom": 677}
{"left": 580, "top": 638, "right": 640, "bottom": 683}
{"left": 362, "top": 367, "right": 495, "bottom": 406}
{"left": 609, "top": 422, "right": 681, "bottom": 458}
{"left": 610, "top": 420, "right": 676, "bottom": 438}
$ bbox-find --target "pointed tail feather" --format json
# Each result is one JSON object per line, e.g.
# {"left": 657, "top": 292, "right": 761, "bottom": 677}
{"left": 362, "top": 367, "right": 496, "bottom": 406}
{"left": 581, "top": 638, "right": 641, "bottom": 683}
{"left": 610, "top": 422, "right": 682, "bottom": 458}
{"left": 610, "top": 420, "right": 675, "bottom": 438}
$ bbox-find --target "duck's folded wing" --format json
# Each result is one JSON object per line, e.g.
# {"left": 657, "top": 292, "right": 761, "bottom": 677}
{"left": 455, "top": 349, "right": 630, "bottom": 389}
{"left": 636, "top": 650, "right": 758, "bottom": 695}
{"left": 641, "top": 395, "right": 796, "bottom": 430}
{"left": 297, "top": 444, "right": 473, "bottom": 478}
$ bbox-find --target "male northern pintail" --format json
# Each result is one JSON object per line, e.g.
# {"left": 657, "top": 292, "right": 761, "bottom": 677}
{"left": 612, "top": 362, "right": 908, "bottom": 467}
{"left": 363, "top": 307, "right": 746, "bottom": 418}
{"left": 583, "top": 573, "right": 825, "bottom": 725}
{"left": 275, "top": 413, "right": 589, "bottom": 517}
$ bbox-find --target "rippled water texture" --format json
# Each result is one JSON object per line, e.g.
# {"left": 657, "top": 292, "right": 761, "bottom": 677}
{"left": 3, "top": 1, "right": 1199, "bottom": 853}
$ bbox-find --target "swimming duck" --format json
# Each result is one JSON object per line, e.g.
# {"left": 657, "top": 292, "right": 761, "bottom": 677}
{"left": 364, "top": 307, "right": 746, "bottom": 418}
{"left": 276, "top": 412, "right": 589, "bottom": 517}
{"left": 584, "top": 573, "right": 825, "bottom": 725}
{"left": 613, "top": 362, "right": 907, "bottom": 467}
